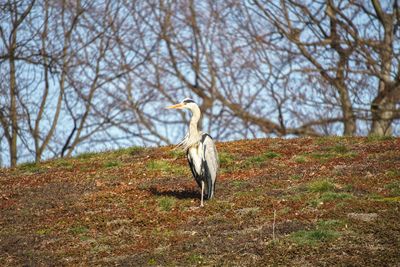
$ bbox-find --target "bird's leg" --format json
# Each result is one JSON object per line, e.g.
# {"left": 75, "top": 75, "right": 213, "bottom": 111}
{"left": 200, "top": 181, "right": 204, "bottom": 207}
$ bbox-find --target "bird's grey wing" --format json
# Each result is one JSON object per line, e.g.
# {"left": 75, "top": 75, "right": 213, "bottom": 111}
{"left": 200, "top": 134, "right": 219, "bottom": 198}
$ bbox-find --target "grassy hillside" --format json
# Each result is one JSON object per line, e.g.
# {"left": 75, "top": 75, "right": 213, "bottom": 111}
{"left": 1, "top": 137, "right": 399, "bottom": 266}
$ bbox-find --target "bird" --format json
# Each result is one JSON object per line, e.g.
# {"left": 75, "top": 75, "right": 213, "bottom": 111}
{"left": 166, "top": 98, "right": 219, "bottom": 207}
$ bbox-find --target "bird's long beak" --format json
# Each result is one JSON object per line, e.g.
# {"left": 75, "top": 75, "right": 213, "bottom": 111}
{"left": 166, "top": 103, "right": 184, "bottom": 109}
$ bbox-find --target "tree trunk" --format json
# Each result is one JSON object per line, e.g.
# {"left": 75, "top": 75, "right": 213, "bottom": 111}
{"left": 369, "top": 2, "right": 395, "bottom": 136}
{"left": 9, "top": 38, "right": 18, "bottom": 168}
{"left": 370, "top": 82, "right": 395, "bottom": 136}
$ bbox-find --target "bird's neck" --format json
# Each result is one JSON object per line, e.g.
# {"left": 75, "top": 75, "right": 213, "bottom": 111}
{"left": 189, "top": 106, "right": 201, "bottom": 137}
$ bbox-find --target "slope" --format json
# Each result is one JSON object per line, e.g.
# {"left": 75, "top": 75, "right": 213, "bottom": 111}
{"left": 1, "top": 137, "right": 399, "bottom": 266}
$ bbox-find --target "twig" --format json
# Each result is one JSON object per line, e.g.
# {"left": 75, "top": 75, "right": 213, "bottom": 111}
{"left": 273, "top": 209, "right": 276, "bottom": 241}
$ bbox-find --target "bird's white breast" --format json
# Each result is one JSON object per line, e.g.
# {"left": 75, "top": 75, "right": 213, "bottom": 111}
{"left": 188, "top": 144, "right": 202, "bottom": 175}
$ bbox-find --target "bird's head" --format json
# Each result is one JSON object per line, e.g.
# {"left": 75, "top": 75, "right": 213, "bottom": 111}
{"left": 166, "top": 98, "right": 197, "bottom": 110}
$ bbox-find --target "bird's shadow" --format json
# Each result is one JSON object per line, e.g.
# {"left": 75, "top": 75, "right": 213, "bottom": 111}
{"left": 148, "top": 186, "right": 200, "bottom": 200}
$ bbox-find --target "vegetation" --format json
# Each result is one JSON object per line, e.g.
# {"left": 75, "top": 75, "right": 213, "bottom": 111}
{"left": 0, "top": 137, "right": 399, "bottom": 266}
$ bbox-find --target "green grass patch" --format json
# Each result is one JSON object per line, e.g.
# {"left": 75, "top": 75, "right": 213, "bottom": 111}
{"left": 377, "top": 196, "right": 400, "bottom": 202}
{"left": 315, "top": 136, "right": 345, "bottom": 145}
{"left": 148, "top": 258, "right": 157, "bottom": 265}
{"left": 188, "top": 254, "right": 204, "bottom": 265}
{"left": 385, "top": 181, "right": 400, "bottom": 196}
{"left": 306, "top": 144, "right": 357, "bottom": 162}
{"left": 329, "top": 144, "right": 349, "bottom": 154}
{"left": 367, "top": 134, "right": 394, "bottom": 142}
{"left": 157, "top": 196, "right": 176, "bottom": 212}
{"left": 307, "top": 180, "right": 335, "bottom": 193}
{"left": 53, "top": 158, "right": 74, "bottom": 169}
{"left": 103, "top": 160, "right": 121, "bottom": 168}
{"left": 69, "top": 225, "right": 89, "bottom": 235}
{"left": 294, "top": 155, "right": 307, "bottom": 163}
{"left": 291, "top": 229, "right": 339, "bottom": 245}
{"left": 386, "top": 169, "right": 400, "bottom": 178}
{"left": 219, "top": 152, "right": 235, "bottom": 165}
{"left": 36, "top": 228, "right": 52, "bottom": 235}
{"left": 17, "top": 162, "right": 44, "bottom": 173}
{"left": 244, "top": 151, "right": 281, "bottom": 167}
{"left": 291, "top": 219, "right": 341, "bottom": 245}
{"left": 264, "top": 151, "right": 281, "bottom": 159}
{"left": 147, "top": 160, "right": 186, "bottom": 175}
{"left": 231, "top": 180, "right": 249, "bottom": 188}
{"left": 219, "top": 152, "right": 237, "bottom": 172}
{"left": 77, "top": 151, "right": 99, "bottom": 160}
{"left": 290, "top": 174, "right": 302, "bottom": 180}
{"left": 169, "top": 149, "right": 186, "bottom": 158}
{"left": 319, "top": 192, "right": 352, "bottom": 202}
{"left": 307, "top": 180, "right": 352, "bottom": 207}
{"left": 110, "top": 146, "right": 145, "bottom": 158}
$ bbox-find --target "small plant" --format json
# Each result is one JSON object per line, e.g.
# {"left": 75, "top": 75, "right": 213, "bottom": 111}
{"left": 18, "top": 162, "right": 43, "bottom": 173}
{"left": 264, "top": 151, "right": 281, "bottom": 159}
{"left": 188, "top": 254, "right": 204, "bottom": 265}
{"left": 54, "top": 159, "right": 74, "bottom": 169}
{"left": 307, "top": 180, "right": 335, "bottom": 193}
{"left": 103, "top": 160, "right": 121, "bottom": 168}
{"left": 113, "top": 146, "right": 144, "bottom": 157}
{"left": 219, "top": 152, "right": 235, "bottom": 165}
{"left": 290, "top": 174, "right": 302, "bottom": 180}
{"left": 157, "top": 196, "right": 176, "bottom": 212}
{"left": 385, "top": 181, "right": 400, "bottom": 196}
{"left": 147, "top": 160, "right": 186, "bottom": 175}
{"left": 244, "top": 151, "right": 281, "bottom": 167}
{"left": 294, "top": 155, "right": 307, "bottom": 163}
{"left": 367, "top": 134, "right": 394, "bottom": 142}
{"left": 319, "top": 192, "right": 352, "bottom": 202}
{"left": 69, "top": 225, "right": 89, "bottom": 235}
{"left": 291, "top": 229, "right": 339, "bottom": 245}
{"left": 36, "top": 228, "right": 52, "bottom": 235}
{"left": 77, "top": 151, "right": 98, "bottom": 160}
{"left": 291, "top": 219, "right": 341, "bottom": 245}
{"left": 127, "top": 146, "right": 145, "bottom": 155}
{"left": 330, "top": 144, "right": 348, "bottom": 154}
{"left": 231, "top": 180, "right": 249, "bottom": 188}
{"left": 148, "top": 258, "right": 157, "bottom": 265}
{"left": 169, "top": 149, "right": 185, "bottom": 158}
{"left": 386, "top": 169, "right": 400, "bottom": 178}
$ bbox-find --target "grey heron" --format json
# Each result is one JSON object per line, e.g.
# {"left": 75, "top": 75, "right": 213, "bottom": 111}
{"left": 166, "top": 98, "right": 219, "bottom": 207}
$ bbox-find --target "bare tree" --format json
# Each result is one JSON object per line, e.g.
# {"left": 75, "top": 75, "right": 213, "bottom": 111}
{"left": 0, "top": 0, "right": 35, "bottom": 167}
{"left": 251, "top": 0, "right": 400, "bottom": 136}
